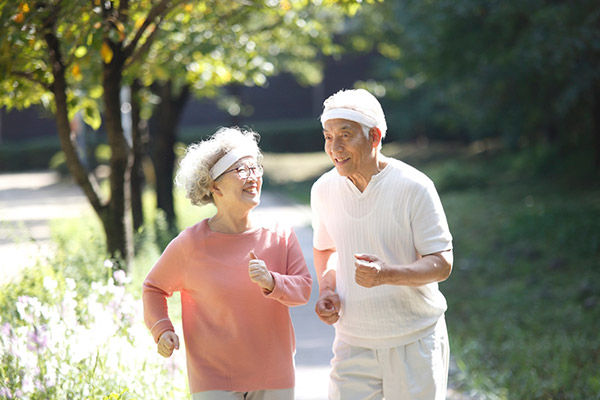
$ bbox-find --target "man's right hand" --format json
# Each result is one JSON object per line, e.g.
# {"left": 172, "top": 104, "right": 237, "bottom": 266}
{"left": 157, "top": 330, "right": 180, "bottom": 358}
{"left": 315, "top": 290, "right": 341, "bottom": 325}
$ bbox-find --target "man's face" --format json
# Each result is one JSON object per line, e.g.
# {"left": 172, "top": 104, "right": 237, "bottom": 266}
{"left": 323, "top": 118, "right": 375, "bottom": 179}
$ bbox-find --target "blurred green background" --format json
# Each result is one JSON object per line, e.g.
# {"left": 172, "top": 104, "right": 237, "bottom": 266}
{"left": 1, "top": 0, "right": 599, "bottom": 399}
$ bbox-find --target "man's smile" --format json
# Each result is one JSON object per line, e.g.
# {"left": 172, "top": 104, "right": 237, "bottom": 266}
{"left": 334, "top": 156, "right": 350, "bottom": 164}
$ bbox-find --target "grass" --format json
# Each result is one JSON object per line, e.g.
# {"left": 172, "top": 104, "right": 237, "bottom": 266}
{"left": 440, "top": 185, "right": 600, "bottom": 398}
{"left": 3, "top": 139, "right": 598, "bottom": 399}
{"left": 265, "top": 140, "right": 600, "bottom": 399}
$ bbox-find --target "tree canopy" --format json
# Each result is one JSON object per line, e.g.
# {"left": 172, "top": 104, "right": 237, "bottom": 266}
{"left": 348, "top": 0, "right": 600, "bottom": 164}
{"left": 0, "top": 0, "right": 365, "bottom": 266}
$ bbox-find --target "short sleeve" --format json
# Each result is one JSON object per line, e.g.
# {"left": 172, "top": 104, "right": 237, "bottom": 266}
{"left": 411, "top": 181, "right": 453, "bottom": 256}
{"left": 311, "top": 179, "right": 335, "bottom": 251}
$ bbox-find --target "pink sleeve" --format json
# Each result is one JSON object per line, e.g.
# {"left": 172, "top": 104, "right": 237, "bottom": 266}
{"left": 266, "top": 228, "right": 312, "bottom": 306}
{"left": 142, "top": 234, "right": 187, "bottom": 342}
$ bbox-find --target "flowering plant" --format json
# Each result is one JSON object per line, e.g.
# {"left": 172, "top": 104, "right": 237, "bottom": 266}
{"left": 0, "top": 270, "right": 187, "bottom": 399}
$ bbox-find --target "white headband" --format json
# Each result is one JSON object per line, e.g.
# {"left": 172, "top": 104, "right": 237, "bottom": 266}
{"left": 210, "top": 147, "right": 255, "bottom": 180}
{"left": 320, "top": 108, "right": 377, "bottom": 128}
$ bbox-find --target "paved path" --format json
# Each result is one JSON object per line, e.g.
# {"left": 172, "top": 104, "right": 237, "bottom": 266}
{"left": 0, "top": 171, "right": 467, "bottom": 400}
{"left": 0, "top": 171, "right": 93, "bottom": 283}
{"left": 0, "top": 170, "right": 333, "bottom": 399}
{"left": 254, "top": 184, "right": 335, "bottom": 399}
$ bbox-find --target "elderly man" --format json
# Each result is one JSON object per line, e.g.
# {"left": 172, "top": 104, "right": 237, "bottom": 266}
{"left": 311, "top": 88, "right": 454, "bottom": 400}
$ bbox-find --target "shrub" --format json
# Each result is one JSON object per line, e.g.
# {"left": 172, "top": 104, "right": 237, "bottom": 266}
{"left": 0, "top": 138, "right": 62, "bottom": 172}
{"left": 0, "top": 270, "right": 188, "bottom": 399}
{"left": 0, "top": 197, "right": 204, "bottom": 399}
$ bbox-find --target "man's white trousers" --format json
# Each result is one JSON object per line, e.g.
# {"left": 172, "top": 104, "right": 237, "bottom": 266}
{"left": 329, "top": 317, "right": 449, "bottom": 400}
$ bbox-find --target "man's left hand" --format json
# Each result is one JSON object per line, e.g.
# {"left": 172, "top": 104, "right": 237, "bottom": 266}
{"left": 354, "top": 253, "right": 386, "bottom": 288}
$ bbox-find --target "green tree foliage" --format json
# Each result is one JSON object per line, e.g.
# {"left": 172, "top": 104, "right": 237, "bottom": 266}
{"left": 0, "top": 0, "right": 183, "bottom": 267}
{"left": 0, "top": 0, "right": 363, "bottom": 268}
{"left": 350, "top": 0, "right": 600, "bottom": 165}
{"left": 133, "top": 0, "right": 353, "bottom": 230}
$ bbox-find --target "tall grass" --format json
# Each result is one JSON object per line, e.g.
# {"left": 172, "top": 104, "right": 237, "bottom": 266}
{"left": 269, "top": 142, "right": 600, "bottom": 399}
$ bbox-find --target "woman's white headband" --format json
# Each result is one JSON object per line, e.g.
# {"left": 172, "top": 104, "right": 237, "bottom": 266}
{"left": 320, "top": 108, "right": 377, "bottom": 128}
{"left": 210, "top": 147, "right": 255, "bottom": 180}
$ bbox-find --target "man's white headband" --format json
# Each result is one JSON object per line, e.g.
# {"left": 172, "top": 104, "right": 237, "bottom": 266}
{"left": 210, "top": 147, "right": 255, "bottom": 180}
{"left": 320, "top": 108, "right": 377, "bottom": 129}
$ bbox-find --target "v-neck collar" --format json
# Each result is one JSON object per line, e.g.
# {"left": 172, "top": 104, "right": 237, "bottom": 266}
{"left": 343, "top": 162, "right": 391, "bottom": 197}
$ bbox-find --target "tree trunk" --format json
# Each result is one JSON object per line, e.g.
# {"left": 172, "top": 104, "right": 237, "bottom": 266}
{"left": 593, "top": 80, "right": 600, "bottom": 169}
{"left": 45, "top": 31, "right": 113, "bottom": 260}
{"left": 45, "top": 33, "right": 105, "bottom": 213}
{"left": 130, "top": 80, "right": 147, "bottom": 231}
{"left": 47, "top": 32, "right": 133, "bottom": 269}
{"left": 152, "top": 81, "right": 190, "bottom": 230}
{"left": 103, "top": 42, "right": 134, "bottom": 268}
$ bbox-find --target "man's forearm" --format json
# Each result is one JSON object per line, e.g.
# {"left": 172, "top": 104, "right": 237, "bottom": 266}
{"left": 385, "top": 250, "right": 453, "bottom": 286}
{"left": 313, "top": 247, "right": 337, "bottom": 292}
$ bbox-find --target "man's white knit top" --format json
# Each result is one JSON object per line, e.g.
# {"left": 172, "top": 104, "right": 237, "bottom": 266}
{"left": 311, "top": 158, "right": 453, "bottom": 348}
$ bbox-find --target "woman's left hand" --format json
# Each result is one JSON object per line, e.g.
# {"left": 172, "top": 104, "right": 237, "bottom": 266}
{"left": 249, "top": 251, "right": 275, "bottom": 292}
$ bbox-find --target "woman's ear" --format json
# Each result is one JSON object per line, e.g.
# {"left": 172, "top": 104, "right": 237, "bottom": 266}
{"left": 210, "top": 181, "right": 222, "bottom": 198}
{"left": 369, "top": 127, "right": 382, "bottom": 148}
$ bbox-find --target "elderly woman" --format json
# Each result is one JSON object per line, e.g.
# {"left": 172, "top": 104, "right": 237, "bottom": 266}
{"left": 143, "top": 127, "right": 312, "bottom": 400}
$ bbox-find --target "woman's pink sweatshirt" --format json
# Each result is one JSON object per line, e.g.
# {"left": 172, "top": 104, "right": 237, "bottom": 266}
{"left": 142, "top": 219, "right": 312, "bottom": 394}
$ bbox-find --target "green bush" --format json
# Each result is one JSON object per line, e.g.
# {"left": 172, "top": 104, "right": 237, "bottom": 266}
{"left": 0, "top": 137, "right": 62, "bottom": 171}
{"left": 179, "top": 118, "right": 324, "bottom": 153}
{"left": 0, "top": 269, "right": 189, "bottom": 399}
{"left": 0, "top": 119, "right": 323, "bottom": 173}
{"left": 434, "top": 151, "right": 600, "bottom": 399}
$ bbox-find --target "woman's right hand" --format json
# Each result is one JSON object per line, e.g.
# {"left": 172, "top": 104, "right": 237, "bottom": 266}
{"left": 157, "top": 330, "right": 180, "bottom": 357}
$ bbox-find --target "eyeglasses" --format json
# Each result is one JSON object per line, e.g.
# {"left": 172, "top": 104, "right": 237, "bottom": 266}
{"left": 219, "top": 164, "right": 264, "bottom": 180}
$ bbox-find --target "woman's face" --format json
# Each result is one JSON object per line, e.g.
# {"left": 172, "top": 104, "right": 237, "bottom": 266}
{"left": 213, "top": 156, "right": 263, "bottom": 210}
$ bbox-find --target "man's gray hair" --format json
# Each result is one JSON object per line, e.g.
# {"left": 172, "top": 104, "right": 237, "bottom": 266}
{"left": 320, "top": 88, "right": 388, "bottom": 142}
{"left": 175, "top": 127, "right": 262, "bottom": 206}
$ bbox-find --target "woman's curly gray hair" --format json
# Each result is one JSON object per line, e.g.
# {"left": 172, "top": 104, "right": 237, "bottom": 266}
{"left": 175, "top": 127, "right": 262, "bottom": 206}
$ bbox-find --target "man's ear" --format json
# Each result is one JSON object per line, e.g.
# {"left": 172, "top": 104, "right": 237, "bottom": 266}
{"left": 369, "top": 127, "right": 382, "bottom": 148}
